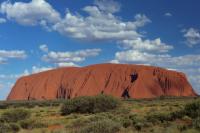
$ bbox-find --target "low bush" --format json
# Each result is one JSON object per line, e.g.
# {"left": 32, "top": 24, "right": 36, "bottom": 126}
{"left": 168, "top": 100, "right": 200, "bottom": 121}
{"left": 70, "top": 117, "right": 91, "bottom": 128}
{"left": 169, "top": 110, "right": 185, "bottom": 120}
{"left": 177, "top": 125, "right": 188, "bottom": 132}
{"left": 146, "top": 113, "right": 171, "bottom": 124}
{"left": 134, "top": 122, "right": 143, "bottom": 131}
{"left": 184, "top": 100, "right": 200, "bottom": 118}
{"left": 1, "top": 108, "right": 30, "bottom": 122}
{"left": 0, "top": 100, "right": 64, "bottom": 109}
{"left": 9, "top": 123, "right": 20, "bottom": 132}
{"left": 61, "top": 95, "right": 120, "bottom": 115}
{"left": 0, "top": 123, "right": 11, "bottom": 133}
{"left": 121, "top": 118, "right": 132, "bottom": 128}
{"left": 93, "top": 95, "right": 120, "bottom": 113}
{"left": 20, "top": 119, "right": 47, "bottom": 129}
{"left": 78, "top": 119, "right": 120, "bottom": 133}
{"left": 193, "top": 117, "right": 200, "bottom": 130}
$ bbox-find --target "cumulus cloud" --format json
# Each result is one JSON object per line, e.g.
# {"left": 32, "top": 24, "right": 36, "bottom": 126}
{"left": 32, "top": 66, "right": 53, "bottom": 74}
{"left": 0, "top": 0, "right": 199, "bottom": 93}
{"left": 57, "top": 62, "right": 78, "bottom": 67}
{"left": 0, "top": 0, "right": 173, "bottom": 53}
{"left": 40, "top": 45, "right": 101, "bottom": 67}
{"left": 51, "top": 1, "right": 173, "bottom": 54}
{"left": 0, "top": 17, "right": 6, "bottom": 23}
{"left": 121, "top": 38, "right": 173, "bottom": 53}
{"left": 164, "top": 12, "right": 172, "bottom": 17}
{"left": 39, "top": 44, "right": 48, "bottom": 52}
{"left": 114, "top": 50, "right": 200, "bottom": 68}
{"left": 0, "top": 50, "right": 27, "bottom": 64}
{"left": 182, "top": 28, "right": 200, "bottom": 47}
{"left": 0, "top": 50, "right": 27, "bottom": 58}
{"left": 0, "top": 0, "right": 61, "bottom": 26}
{"left": 42, "top": 49, "right": 101, "bottom": 65}
{"left": 0, "top": 0, "right": 147, "bottom": 42}
{"left": 94, "top": 0, "right": 121, "bottom": 13}
{"left": 53, "top": 11, "right": 150, "bottom": 41}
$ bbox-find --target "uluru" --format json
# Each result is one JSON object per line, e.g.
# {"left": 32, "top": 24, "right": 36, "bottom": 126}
{"left": 7, "top": 63, "right": 197, "bottom": 100}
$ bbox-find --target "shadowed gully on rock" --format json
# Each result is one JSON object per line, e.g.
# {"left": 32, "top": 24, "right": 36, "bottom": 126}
{"left": 7, "top": 63, "right": 197, "bottom": 100}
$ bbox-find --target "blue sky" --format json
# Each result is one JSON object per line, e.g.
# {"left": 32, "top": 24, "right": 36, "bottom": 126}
{"left": 0, "top": 0, "right": 200, "bottom": 100}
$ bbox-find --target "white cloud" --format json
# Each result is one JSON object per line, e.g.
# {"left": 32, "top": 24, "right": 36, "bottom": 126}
{"left": 164, "top": 12, "right": 172, "bottom": 17}
{"left": 0, "top": 0, "right": 173, "bottom": 54}
{"left": 121, "top": 38, "right": 173, "bottom": 53}
{"left": 0, "top": 50, "right": 27, "bottom": 64}
{"left": 42, "top": 48, "right": 101, "bottom": 65}
{"left": 114, "top": 50, "right": 200, "bottom": 68}
{"left": 57, "top": 62, "right": 78, "bottom": 67}
{"left": 0, "top": 0, "right": 61, "bottom": 26}
{"left": 0, "top": 0, "right": 199, "bottom": 94}
{"left": 52, "top": 2, "right": 174, "bottom": 55}
{"left": 39, "top": 44, "right": 48, "bottom": 52}
{"left": 0, "top": 50, "right": 26, "bottom": 58}
{"left": 53, "top": 10, "right": 150, "bottom": 41}
{"left": 0, "top": 17, "right": 6, "bottom": 23}
{"left": 94, "top": 0, "right": 121, "bottom": 13}
{"left": 39, "top": 45, "right": 99, "bottom": 67}
{"left": 32, "top": 66, "right": 53, "bottom": 74}
{"left": 182, "top": 28, "right": 200, "bottom": 47}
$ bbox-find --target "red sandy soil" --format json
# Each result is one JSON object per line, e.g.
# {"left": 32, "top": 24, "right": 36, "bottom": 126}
{"left": 7, "top": 63, "right": 197, "bottom": 100}
{"left": 48, "top": 124, "right": 64, "bottom": 131}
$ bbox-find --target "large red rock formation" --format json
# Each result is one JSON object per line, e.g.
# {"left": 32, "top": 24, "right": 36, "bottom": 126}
{"left": 7, "top": 64, "right": 197, "bottom": 100}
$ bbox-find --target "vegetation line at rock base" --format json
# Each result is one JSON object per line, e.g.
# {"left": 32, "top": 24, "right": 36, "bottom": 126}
{"left": 0, "top": 95, "right": 200, "bottom": 133}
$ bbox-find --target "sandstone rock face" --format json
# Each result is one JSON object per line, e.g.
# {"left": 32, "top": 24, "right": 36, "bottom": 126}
{"left": 7, "top": 64, "right": 197, "bottom": 100}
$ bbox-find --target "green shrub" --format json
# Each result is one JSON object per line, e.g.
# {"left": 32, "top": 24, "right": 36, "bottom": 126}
{"left": 169, "top": 110, "right": 185, "bottom": 120}
{"left": 177, "top": 125, "right": 188, "bottom": 132}
{"left": 71, "top": 117, "right": 91, "bottom": 128}
{"left": 93, "top": 95, "right": 120, "bottom": 113}
{"left": 134, "top": 122, "right": 143, "bottom": 131}
{"left": 0, "top": 121, "right": 20, "bottom": 132}
{"left": 1, "top": 108, "right": 30, "bottom": 122}
{"left": 78, "top": 119, "right": 120, "bottom": 133}
{"left": 169, "top": 100, "right": 200, "bottom": 121}
{"left": 128, "top": 114, "right": 139, "bottom": 125}
{"left": 121, "top": 118, "right": 132, "bottom": 128}
{"left": 20, "top": 119, "right": 34, "bottom": 129}
{"left": 146, "top": 113, "right": 171, "bottom": 124}
{"left": 61, "top": 95, "right": 120, "bottom": 115}
{"left": 9, "top": 123, "right": 20, "bottom": 132}
{"left": 0, "top": 100, "right": 63, "bottom": 109}
{"left": 193, "top": 117, "right": 200, "bottom": 130}
{"left": 0, "top": 123, "right": 11, "bottom": 133}
{"left": 184, "top": 100, "right": 200, "bottom": 118}
{"left": 20, "top": 119, "right": 47, "bottom": 129}
{"left": 0, "top": 104, "right": 8, "bottom": 109}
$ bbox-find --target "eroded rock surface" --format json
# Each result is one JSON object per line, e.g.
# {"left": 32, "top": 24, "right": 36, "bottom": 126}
{"left": 7, "top": 64, "right": 197, "bottom": 100}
